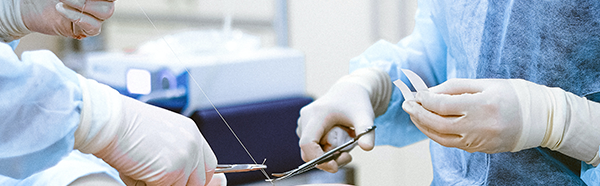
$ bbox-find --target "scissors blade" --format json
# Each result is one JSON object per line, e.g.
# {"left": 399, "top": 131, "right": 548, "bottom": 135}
{"left": 215, "top": 164, "right": 267, "bottom": 173}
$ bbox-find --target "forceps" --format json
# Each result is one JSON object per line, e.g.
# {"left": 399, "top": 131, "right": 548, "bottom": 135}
{"left": 271, "top": 126, "right": 377, "bottom": 181}
{"left": 130, "top": 164, "right": 266, "bottom": 185}
{"left": 215, "top": 164, "right": 267, "bottom": 173}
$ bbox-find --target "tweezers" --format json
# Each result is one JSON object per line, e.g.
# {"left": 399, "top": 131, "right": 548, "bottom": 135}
{"left": 270, "top": 126, "right": 376, "bottom": 181}
{"left": 215, "top": 164, "right": 267, "bottom": 173}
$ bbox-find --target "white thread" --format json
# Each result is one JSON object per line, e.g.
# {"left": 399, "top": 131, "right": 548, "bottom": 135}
{"left": 132, "top": 0, "right": 274, "bottom": 184}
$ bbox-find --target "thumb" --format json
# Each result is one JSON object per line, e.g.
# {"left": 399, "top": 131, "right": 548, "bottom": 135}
{"left": 353, "top": 118, "right": 375, "bottom": 151}
{"left": 55, "top": 3, "right": 102, "bottom": 37}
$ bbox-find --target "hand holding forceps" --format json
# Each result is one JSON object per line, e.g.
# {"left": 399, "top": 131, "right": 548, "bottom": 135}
{"left": 271, "top": 126, "right": 376, "bottom": 181}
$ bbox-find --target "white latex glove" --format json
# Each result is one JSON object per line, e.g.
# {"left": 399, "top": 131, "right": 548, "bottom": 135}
{"left": 402, "top": 78, "right": 600, "bottom": 165}
{"left": 206, "top": 173, "right": 227, "bottom": 186}
{"left": 75, "top": 75, "right": 218, "bottom": 186}
{"left": 23, "top": 0, "right": 115, "bottom": 39}
{"left": 0, "top": 0, "right": 114, "bottom": 41}
{"left": 297, "top": 68, "right": 391, "bottom": 173}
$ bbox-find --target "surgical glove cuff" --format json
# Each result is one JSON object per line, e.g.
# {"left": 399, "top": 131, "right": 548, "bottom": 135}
{"left": 0, "top": 0, "right": 31, "bottom": 42}
{"left": 511, "top": 79, "right": 556, "bottom": 151}
{"left": 74, "top": 75, "right": 124, "bottom": 154}
{"left": 554, "top": 91, "right": 600, "bottom": 166}
{"left": 337, "top": 68, "right": 392, "bottom": 117}
{"left": 511, "top": 79, "right": 600, "bottom": 166}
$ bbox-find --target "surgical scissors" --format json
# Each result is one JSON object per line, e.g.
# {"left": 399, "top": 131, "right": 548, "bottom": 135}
{"left": 270, "top": 126, "right": 376, "bottom": 181}
{"left": 215, "top": 164, "right": 267, "bottom": 173}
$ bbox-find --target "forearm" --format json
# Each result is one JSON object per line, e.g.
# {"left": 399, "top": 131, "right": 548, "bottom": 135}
{"left": 511, "top": 79, "right": 600, "bottom": 165}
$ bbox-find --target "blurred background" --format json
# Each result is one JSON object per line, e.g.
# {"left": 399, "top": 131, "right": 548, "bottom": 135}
{"left": 15, "top": 0, "right": 432, "bottom": 185}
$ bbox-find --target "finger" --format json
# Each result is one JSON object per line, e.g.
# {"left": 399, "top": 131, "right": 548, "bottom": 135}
{"left": 429, "top": 78, "right": 487, "bottom": 95}
{"left": 404, "top": 101, "right": 479, "bottom": 151}
{"left": 417, "top": 79, "right": 494, "bottom": 116}
{"left": 296, "top": 104, "right": 328, "bottom": 139}
{"left": 186, "top": 138, "right": 216, "bottom": 186}
{"left": 415, "top": 91, "right": 482, "bottom": 116}
{"left": 300, "top": 142, "right": 338, "bottom": 172}
{"left": 70, "top": 23, "right": 88, "bottom": 40}
{"left": 315, "top": 151, "right": 352, "bottom": 173}
{"left": 186, "top": 169, "right": 208, "bottom": 186}
{"left": 119, "top": 174, "right": 147, "bottom": 186}
{"left": 407, "top": 109, "right": 466, "bottom": 150}
{"left": 206, "top": 174, "right": 227, "bottom": 186}
{"left": 296, "top": 111, "right": 308, "bottom": 138}
{"left": 412, "top": 119, "right": 463, "bottom": 149}
{"left": 60, "top": 0, "right": 116, "bottom": 20}
{"left": 56, "top": 3, "right": 103, "bottom": 37}
{"left": 315, "top": 160, "right": 339, "bottom": 173}
{"left": 298, "top": 113, "right": 336, "bottom": 171}
{"left": 75, "top": 16, "right": 102, "bottom": 37}
{"left": 298, "top": 115, "right": 327, "bottom": 147}
{"left": 203, "top": 140, "right": 217, "bottom": 185}
{"left": 402, "top": 100, "right": 464, "bottom": 135}
{"left": 352, "top": 118, "right": 375, "bottom": 151}
{"left": 334, "top": 152, "right": 352, "bottom": 167}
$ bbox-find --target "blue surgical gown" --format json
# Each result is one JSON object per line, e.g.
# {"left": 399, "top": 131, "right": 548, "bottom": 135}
{"left": 0, "top": 150, "right": 122, "bottom": 186}
{"left": 351, "top": 0, "right": 600, "bottom": 185}
{"left": 0, "top": 40, "right": 83, "bottom": 179}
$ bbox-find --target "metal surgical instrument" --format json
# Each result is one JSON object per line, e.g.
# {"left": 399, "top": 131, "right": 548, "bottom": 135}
{"left": 270, "top": 126, "right": 377, "bottom": 181}
{"left": 215, "top": 164, "right": 267, "bottom": 173}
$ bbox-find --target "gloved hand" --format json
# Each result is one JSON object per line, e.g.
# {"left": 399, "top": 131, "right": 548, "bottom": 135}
{"left": 402, "top": 78, "right": 600, "bottom": 165}
{"left": 297, "top": 68, "right": 391, "bottom": 173}
{"left": 21, "top": 0, "right": 115, "bottom": 39}
{"left": 0, "top": 0, "right": 114, "bottom": 41}
{"left": 74, "top": 75, "right": 218, "bottom": 186}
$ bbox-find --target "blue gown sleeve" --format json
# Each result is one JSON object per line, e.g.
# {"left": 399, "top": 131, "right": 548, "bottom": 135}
{"left": 582, "top": 162, "right": 600, "bottom": 186}
{"left": 348, "top": 0, "right": 448, "bottom": 147}
{"left": 0, "top": 42, "right": 82, "bottom": 179}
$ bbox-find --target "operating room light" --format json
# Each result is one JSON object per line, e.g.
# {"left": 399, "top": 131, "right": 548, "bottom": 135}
{"left": 126, "top": 69, "right": 152, "bottom": 95}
